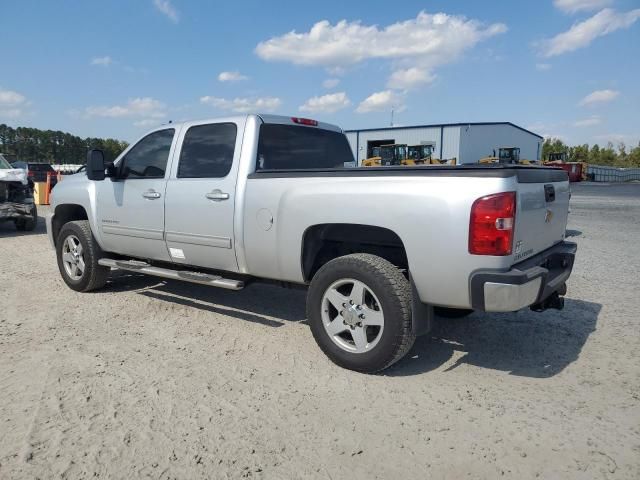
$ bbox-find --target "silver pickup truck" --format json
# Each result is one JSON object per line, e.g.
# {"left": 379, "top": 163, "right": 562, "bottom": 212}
{"left": 47, "top": 114, "right": 576, "bottom": 372}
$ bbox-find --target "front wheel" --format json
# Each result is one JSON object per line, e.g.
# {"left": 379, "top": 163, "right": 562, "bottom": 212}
{"left": 307, "top": 253, "right": 415, "bottom": 373}
{"left": 56, "top": 220, "right": 109, "bottom": 292}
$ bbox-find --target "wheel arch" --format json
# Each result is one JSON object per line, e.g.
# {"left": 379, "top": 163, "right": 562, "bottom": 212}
{"left": 300, "top": 223, "right": 408, "bottom": 283}
{"left": 52, "top": 204, "right": 89, "bottom": 246}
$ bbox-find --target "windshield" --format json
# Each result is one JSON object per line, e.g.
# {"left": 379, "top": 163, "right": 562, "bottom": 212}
{"left": 256, "top": 124, "right": 354, "bottom": 170}
{"left": 0, "top": 155, "right": 11, "bottom": 169}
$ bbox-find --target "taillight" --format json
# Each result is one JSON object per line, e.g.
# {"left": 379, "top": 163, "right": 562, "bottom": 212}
{"left": 469, "top": 192, "right": 516, "bottom": 256}
{"left": 291, "top": 117, "right": 318, "bottom": 126}
{"left": 27, "top": 170, "right": 34, "bottom": 177}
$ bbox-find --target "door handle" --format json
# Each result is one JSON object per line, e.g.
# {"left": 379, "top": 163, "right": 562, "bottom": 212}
{"left": 142, "top": 190, "right": 161, "bottom": 199}
{"left": 205, "top": 190, "right": 230, "bottom": 201}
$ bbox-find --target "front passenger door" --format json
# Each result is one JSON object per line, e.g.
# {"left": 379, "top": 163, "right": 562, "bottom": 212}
{"left": 96, "top": 128, "right": 176, "bottom": 261}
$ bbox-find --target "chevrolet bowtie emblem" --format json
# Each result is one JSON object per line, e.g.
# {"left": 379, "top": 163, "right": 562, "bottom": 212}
{"left": 545, "top": 209, "right": 553, "bottom": 223}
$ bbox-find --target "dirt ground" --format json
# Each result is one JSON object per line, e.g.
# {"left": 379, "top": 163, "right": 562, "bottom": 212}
{"left": 1, "top": 183, "right": 639, "bottom": 479}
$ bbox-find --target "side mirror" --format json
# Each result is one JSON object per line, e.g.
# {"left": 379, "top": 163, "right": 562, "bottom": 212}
{"left": 86, "top": 149, "right": 106, "bottom": 181}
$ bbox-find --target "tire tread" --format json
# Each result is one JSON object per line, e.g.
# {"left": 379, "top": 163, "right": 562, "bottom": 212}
{"left": 58, "top": 220, "right": 109, "bottom": 292}
{"left": 307, "top": 253, "right": 415, "bottom": 373}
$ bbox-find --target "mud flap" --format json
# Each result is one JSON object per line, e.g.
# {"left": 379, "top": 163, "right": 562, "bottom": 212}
{"left": 410, "top": 273, "right": 433, "bottom": 336}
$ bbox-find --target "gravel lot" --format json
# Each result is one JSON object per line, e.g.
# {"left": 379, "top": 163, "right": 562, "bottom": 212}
{"left": 1, "top": 183, "right": 639, "bottom": 479}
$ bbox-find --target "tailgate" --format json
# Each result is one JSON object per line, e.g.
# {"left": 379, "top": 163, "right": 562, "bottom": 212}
{"left": 512, "top": 175, "right": 570, "bottom": 264}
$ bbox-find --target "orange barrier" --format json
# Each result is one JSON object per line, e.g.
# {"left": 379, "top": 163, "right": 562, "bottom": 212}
{"left": 44, "top": 172, "right": 52, "bottom": 204}
{"left": 33, "top": 182, "right": 47, "bottom": 205}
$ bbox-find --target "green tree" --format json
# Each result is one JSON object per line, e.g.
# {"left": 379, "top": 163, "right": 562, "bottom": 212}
{"left": 0, "top": 124, "right": 128, "bottom": 164}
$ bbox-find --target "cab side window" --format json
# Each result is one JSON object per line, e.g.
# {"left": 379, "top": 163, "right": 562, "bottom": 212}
{"left": 177, "top": 123, "right": 237, "bottom": 178}
{"left": 120, "top": 129, "right": 175, "bottom": 179}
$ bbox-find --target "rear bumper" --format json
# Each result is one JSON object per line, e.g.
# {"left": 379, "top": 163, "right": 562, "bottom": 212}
{"left": 470, "top": 241, "right": 577, "bottom": 312}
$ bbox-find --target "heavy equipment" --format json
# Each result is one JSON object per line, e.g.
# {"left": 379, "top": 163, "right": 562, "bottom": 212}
{"left": 362, "top": 144, "right": 408, "bottom": 167}
{"left": 408, "top": 143, "right": 435, "bottom": 163}
{"left": 479, "top": 147, "right": 521, "bottom": 164}
{"left": 546, "top": 152, "right": 568, "bottom": 162}
{"left": 362, "top": 143, "right": 456, "bottom": 167}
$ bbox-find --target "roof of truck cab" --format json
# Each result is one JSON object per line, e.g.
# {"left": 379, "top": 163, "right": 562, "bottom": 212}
{"left": 146, "top": 114, "right": 343, "bottom": 134}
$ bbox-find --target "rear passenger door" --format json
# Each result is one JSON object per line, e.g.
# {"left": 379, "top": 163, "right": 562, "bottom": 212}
{"left": 164, "top": 119, "right": 244, "bottom": 271}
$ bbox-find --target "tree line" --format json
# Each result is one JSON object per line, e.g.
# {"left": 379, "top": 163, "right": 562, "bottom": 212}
{"left": 542, "top": 137, "right": 640, "bottom": 168}
{"left": 2, "top": 122, "right": 639, "bottom": 169}
{"left": 0, "top": 124, "right": 129, "bottom": 164}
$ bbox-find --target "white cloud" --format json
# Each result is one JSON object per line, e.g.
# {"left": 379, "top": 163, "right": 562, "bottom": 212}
{"left": 554, "top": 0, "right": 613, "bottom": 14}
{"left": 255, "top": 11, "right": 507, "bottom": 86}
{"left": 322, "top": 78, "right": 340, "bottom": 89}
{"left": 0, "top": 87, "right": 28, "bottom": 118}
{"left": 578, "top": 89, "right": 619, "bottom": 106}
{"left": 299, "top": 92, "right": 350, "bottom": 114}
{"left": 594, "top": 133, "right": 631, "bottom": 144}
{"left": 91, "top": 56, "right": 113, "bottom": 67}
{"left": 0, "top": 108, "right": 23, "bottom": 119}
{"left": 541, "top": 8, "right": 640, "bottom": 57}
{"left": 0, "top": 88, "right": 26, "bottom": 107}
{"left": 85, "top": 97, "right": 167, "bottom": 120}
{"left": 200, "top": 96, "right": 282, "bottom": 113}
{"left": 134, "top": 119, "right": 162, "bottom": 128}
{"left": 153, "top": 0, "right": 179, "bottom": 23}
{"left": 218, "top": 71, "right": 249, "bottom": 82}
{"left": 387, "top": 67, "right": 435, "bottom": 90}
{"left": 536, "top": 63, "right": 552, "bottom": 71}
{"left": 573, "top": 115, "right": 601, "bottom": 127}
{"left": 356, "top": 90, "right": 405, "bottom": 114}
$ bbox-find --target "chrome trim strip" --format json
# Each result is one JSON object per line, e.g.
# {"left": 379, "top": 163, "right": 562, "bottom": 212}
{"left": 101, "top": 224, "right": 164, "bottom": 240}
{"left": 165, "top": 231, "right": 232, "bottom": 248}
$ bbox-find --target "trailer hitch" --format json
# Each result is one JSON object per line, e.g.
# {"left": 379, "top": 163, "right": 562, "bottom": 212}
{"left": 530, "top": 290, "right": 565, "bottom": 312}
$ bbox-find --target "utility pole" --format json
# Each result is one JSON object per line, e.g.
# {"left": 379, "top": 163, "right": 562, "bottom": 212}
{"left": 390, "top": 106, "right": 395, "bottom": 127}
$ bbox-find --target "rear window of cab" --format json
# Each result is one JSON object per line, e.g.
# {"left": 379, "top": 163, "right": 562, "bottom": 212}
{"left": 256, "top": 124, "right": 355, "bottom": 171}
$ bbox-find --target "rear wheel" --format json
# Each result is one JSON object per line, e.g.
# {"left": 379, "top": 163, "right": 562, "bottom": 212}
{"left": 307, "top": 253, "right": 415, "bottom": 373}
{"left": 56, "top": 220, "right": 109, "bottom": 292}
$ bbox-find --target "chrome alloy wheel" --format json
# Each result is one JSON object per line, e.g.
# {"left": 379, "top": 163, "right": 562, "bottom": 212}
{"left": 321, "top": 278, "right": 385, "bottom": 353}
{"left": 62, "top": 234, "right": 85, "bottom": 280}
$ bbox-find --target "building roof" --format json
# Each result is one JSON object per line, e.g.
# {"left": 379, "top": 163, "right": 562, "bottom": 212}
{"left": 344, "top": 122, "right": 543, "bottom": 140}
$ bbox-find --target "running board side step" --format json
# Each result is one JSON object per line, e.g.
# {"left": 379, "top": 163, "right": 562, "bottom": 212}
{"left": 98, "top": 259, "right": 245, "bottom": 290}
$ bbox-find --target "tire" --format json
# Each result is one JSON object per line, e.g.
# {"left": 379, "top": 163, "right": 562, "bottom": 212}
{"left": 434, "top": 307, "right": 474, "bottom": 319}
{"left": 307, "top": 253, "right": 415, "bottom": 373}
{"left": 15, "top": 205, "right": 37, "bottom": 231}
{"left": 56, "top": 220, "right": 109, "bottom": 292}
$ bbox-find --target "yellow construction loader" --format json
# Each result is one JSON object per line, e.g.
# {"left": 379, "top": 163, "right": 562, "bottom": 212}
{"left": 479, "top": 147, "right": 533, "bottom": 165}
{"left": 362, "top": 144, "right": 409, "bottom": 167}
{"left": 362, "top": 143, "right": 456, "bottom": 167}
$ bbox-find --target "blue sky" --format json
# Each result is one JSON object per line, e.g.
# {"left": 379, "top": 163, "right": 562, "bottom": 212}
{"left": 1, "top": 0, "right": 639, "bottom": 146}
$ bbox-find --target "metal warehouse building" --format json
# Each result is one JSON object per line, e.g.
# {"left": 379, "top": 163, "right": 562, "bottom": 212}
{"left": 345, "top": 122, "right": 543, "bottom": 165}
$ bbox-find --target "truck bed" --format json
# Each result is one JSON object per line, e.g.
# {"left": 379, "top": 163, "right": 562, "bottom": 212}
{"left": 248, "top": 164, "right": 568, "bottom": 182}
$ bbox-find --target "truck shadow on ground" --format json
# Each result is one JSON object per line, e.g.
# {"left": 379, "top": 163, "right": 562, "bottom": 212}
{"left": 0, "top": 216, "right": 46, "bottom": 238}
{"left": 103, "top": 272, "right": 307, "bottom": 328}
{"left": 101, "top": 273, "right": 599, "bottom": 379}
{"left": 388, "top": 298, "right": 601, "bottom": 378}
